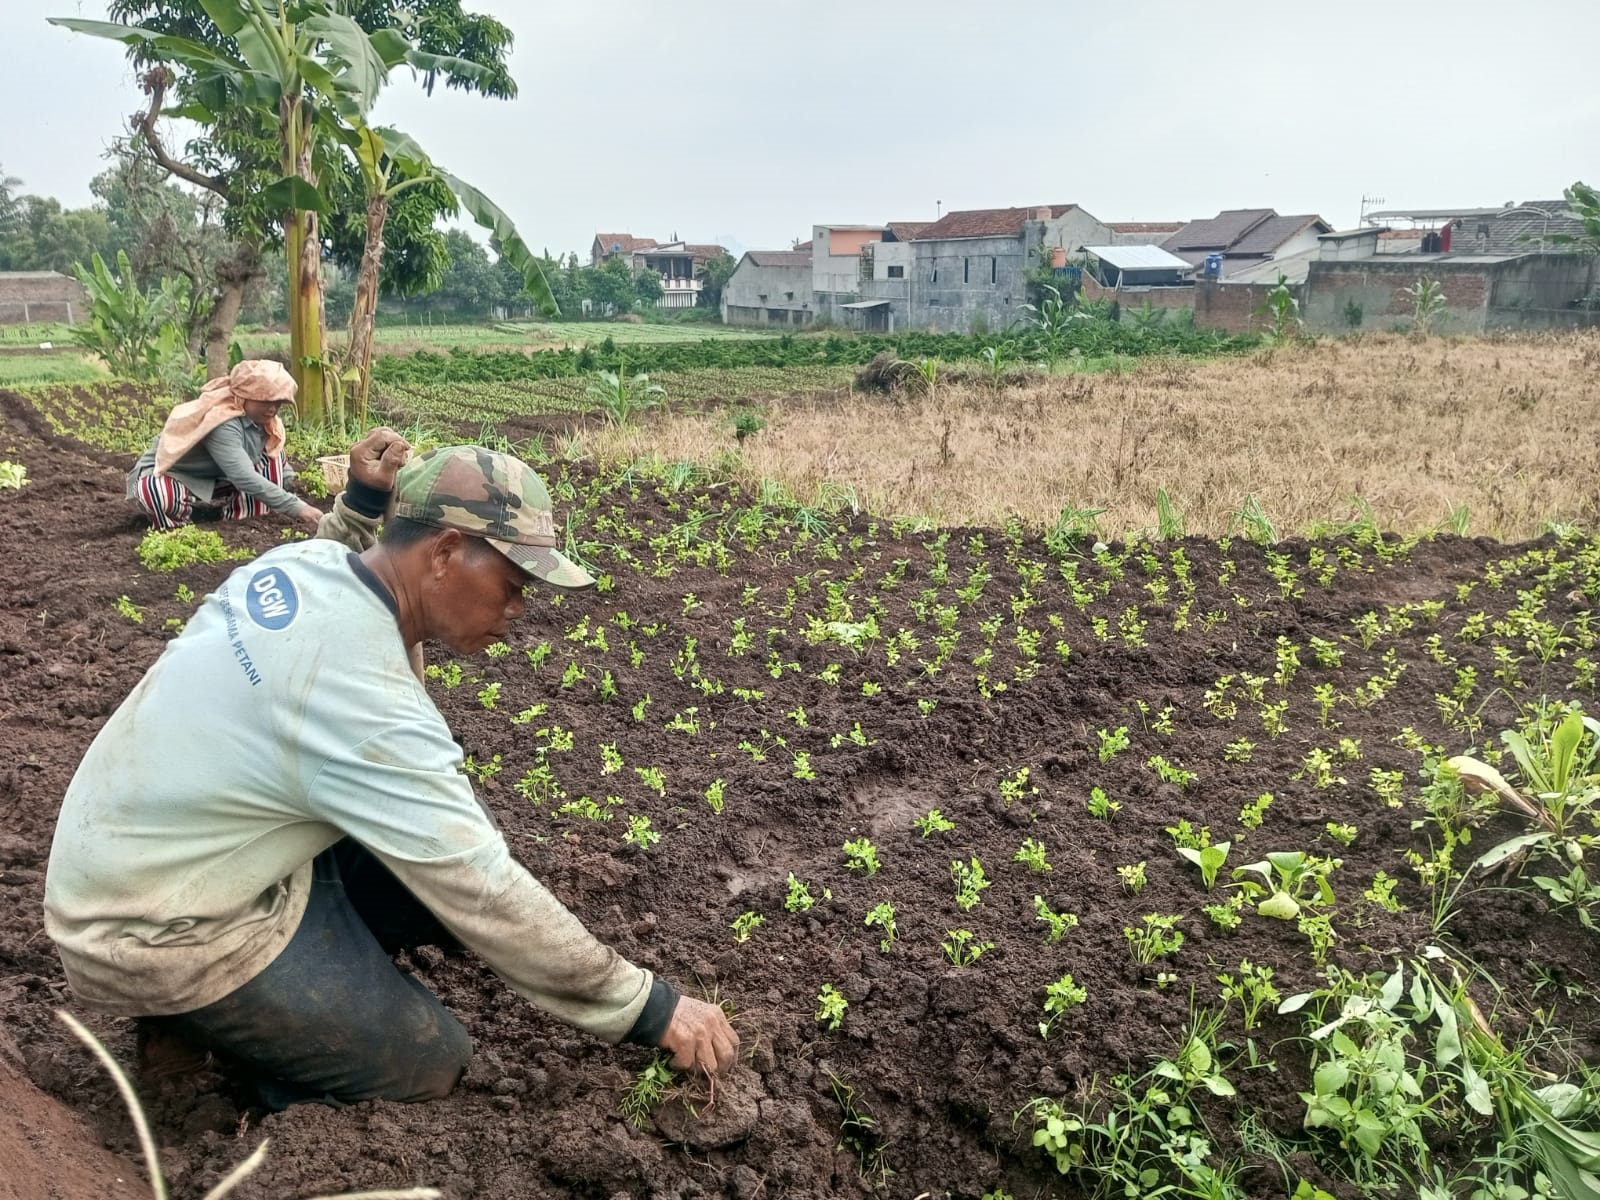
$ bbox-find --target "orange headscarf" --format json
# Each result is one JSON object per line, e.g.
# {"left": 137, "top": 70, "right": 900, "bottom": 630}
{"left": 154, "top": 360, "right": 295, "bottom": 475}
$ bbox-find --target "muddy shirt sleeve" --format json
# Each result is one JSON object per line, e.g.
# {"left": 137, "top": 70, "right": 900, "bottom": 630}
{"left": 306, "top": 719, "right": 660, "bottom": 1043}
{"left": 204, "top": 420, "right": 307, "bottom": 515}
{"left": 314, "top": 488, "right": 385, "bottom": 552}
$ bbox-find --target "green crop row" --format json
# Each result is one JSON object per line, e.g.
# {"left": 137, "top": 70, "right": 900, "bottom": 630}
{"left": 370, "top": 322, "right": 1258, "bottom": 386}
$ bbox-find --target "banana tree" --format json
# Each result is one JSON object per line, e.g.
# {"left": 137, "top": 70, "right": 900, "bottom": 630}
{"left": 51, "top": 0, "right": 497, "bottom": 425}
{"left": 336, "top": 121, "right": 556, "bottom": 422}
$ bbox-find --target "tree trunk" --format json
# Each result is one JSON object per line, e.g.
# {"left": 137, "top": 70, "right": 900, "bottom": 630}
{"left": 346, "top": 191, "right": 389, "bottom": 426}
{"left": 205, "top": 244, "right": 262, "bottom": 379}
{"left": 281, "top": 95, "right": 328, "bottom": 425}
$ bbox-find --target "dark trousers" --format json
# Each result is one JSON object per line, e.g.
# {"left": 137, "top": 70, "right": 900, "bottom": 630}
{"left": 145, "top": 840, "right": 471, "bottom": 1109}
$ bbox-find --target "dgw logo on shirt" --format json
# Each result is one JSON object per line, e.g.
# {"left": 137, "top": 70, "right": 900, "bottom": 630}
{"left": 245, "top": 568, "right": 300, "bottom": 631}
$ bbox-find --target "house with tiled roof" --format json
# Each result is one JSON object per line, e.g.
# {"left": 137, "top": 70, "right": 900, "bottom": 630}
{"left": 723, "top": 250, "right": 815, "bottom": 327}
{"left": 902, "top": 204, "right": 1110, "bottom": 333}
{"left": 590, "top": 233, "right": 658, "bottom": 265}
{"left": 1162, "top": 209, "right": 1331, "bottom": 278}
{"left": 628, "top": 240, "right": 731, "bottom": 310}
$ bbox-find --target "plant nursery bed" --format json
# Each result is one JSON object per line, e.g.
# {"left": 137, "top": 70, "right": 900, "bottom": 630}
{"left": 1, "top": 383, "right": 1599, "bottom": 1200}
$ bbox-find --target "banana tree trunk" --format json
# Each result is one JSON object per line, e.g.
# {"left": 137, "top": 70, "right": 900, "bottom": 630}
{"left": 281, "top": 95, "right": 329, "bottom": 425}
{"left": 346, "top": 191, "right": 389, "bottom": 426}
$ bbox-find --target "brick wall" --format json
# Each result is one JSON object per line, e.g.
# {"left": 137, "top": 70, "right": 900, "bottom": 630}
{"left": 1302, "top": 261, "right": 1491, "bottom": 333}
{"left": 1081, "top": 276, "right": 1195, "bottom": 313}
{"left": 0, "top": 274, "right": 89, "bottom": 325}
{"left": 1194, "top": 281, "right": 1285, "bottom": 334}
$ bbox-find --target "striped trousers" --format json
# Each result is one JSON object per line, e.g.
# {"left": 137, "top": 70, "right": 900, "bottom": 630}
{"left": 134, "top": 454, "right": 288, "bottom": 530}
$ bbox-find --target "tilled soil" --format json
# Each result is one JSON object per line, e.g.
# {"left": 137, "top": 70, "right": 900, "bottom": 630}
{"left": 1, "top": 385, "right": 1597, "bottom": 1200}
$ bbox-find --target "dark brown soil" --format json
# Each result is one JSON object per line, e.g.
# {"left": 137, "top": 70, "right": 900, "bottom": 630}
{"left": 1, "top": 384, "right": 1597, "bottom": 1200}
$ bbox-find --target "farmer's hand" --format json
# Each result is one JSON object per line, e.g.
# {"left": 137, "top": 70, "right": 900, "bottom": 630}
{"left": 348, "top": 426, "right": 412, "bottom": 492}
{"left": 295, "top": 504, "right": 324, "bottom": 530}
{"left": 659, "top": 996, "right": 739, "bottom": 1076}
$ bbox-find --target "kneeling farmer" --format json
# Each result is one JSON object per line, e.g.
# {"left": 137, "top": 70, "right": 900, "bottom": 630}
{"left": 45, "top": 433, "right": 737, "bottom": 1105}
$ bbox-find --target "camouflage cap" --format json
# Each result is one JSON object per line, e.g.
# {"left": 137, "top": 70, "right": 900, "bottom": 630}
{"left": 392, "top": 445, "right": 595, "bottom": 590}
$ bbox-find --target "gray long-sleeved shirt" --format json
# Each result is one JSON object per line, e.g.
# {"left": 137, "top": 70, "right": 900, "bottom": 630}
{"left": 128, "top": 415, "right": 307, "bottom": 516}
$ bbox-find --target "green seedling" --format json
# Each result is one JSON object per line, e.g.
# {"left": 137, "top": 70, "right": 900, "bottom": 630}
{"left": 730, "top": 910, "right": 764, "bottom": 942}
{"left": 704, "top": 778, "right": 726, "bottom": 814}
{"left": 1233, "top": 851, "right": 1338, "bottom": 920}
{"left": 815, "top": 983, "right": 849, "bottom": 1030}
{"left": 864, "top": 902, "right": 897, "bottom": 951}
{"left": 1013, "top": 838, "right": 1051, "bottom": 873}
{"left": 1117, "top": 861, "right": 1148, "bottom": 894}
{"left": 1033, "top": 895, "right": 1079, "bottom": 943}
{"left": 942, "top": 929, "right": 994, "bottom": 966}
{"left": 913, "top": 808, "right": 955, "bottom": 837}
{"left": 1096, "top": 725, "right": 1131, "bottom": 762}
{"left": 1086, "top": 786, "right": 1120, "bottom": 820}
{"left": 623, "top": 814, "right": 660, "bottom": 850}
{"left": 1039, "top": 974, "right": 1087, "bottom": 1038}
{"left": 952, "top": 857, "right": 991, "bottom": 910}
{"left": 784, "top": 873, "right": 815, "bottom": 913}
{"left": 1177, "top": 840, "right": 1232, "bottom": 890}
{"left": 1217, "top": 960, "right": 1280, "bottom": 1030}
{"left": 1124, "top": 913, "right": 1184, "bottom": 965}
{"left": 843, "top": 837, "right": 881, "bottom": 875}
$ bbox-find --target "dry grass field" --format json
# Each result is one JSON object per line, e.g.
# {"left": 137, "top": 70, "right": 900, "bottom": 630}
{"left": 580, "top": 332, "right": 1600, "bottom": 541}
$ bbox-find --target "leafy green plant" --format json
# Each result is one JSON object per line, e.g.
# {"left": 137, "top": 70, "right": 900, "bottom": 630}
{"left": 843, "top": 837, "right": 881, "bottom": 875}
{"left": 1034, "top": 895, "right": 1079, "bottom": 943}
{"left": 1217, "top": 960, "right": 1279, "bottom": 1031}
{"left": 0, "top": 461, "right": 27, "bottom": 489}
{"left": 623, "top": 814, "right": 660, "bottom": 850}
{"left": 136, "top": 526, "right": 250, "bottom": 572}
{"left": 864, "top": 902, "right": 897, "bottom": 951}
{"left": 1097, "top": 725, "right": 1131, "bottom": 762}
{"left": 1233, "top": 851, "right": 1339, "bottom": 920}
{"left": 942, "top": 928, "right": 994, "bottom": 966}
{"left": 1086, "top": 786, "right": 1121, "bottom": 820}
{"left": 1117, "top": 861, "right": 1148, "bottom": 894}
{"left": 115, "top": 594, "right": 145, "bottom": 624}
{"left": 1403, "top": 277, "right": 1448, "bottom": 335}
{"left": 1124, "top": 913, "right": 1184, "bottom": 965}
{"left": 952, "top": 857, "right": 991, "bottom": 910}
{"left": 1014, "top": 838, "right": 1052, "bottom": 873}
{"left": 1178, "top": 840, "right": 1232, "bottom": 890}
{"left": 815, "top": 983, "right": 849, "bottom": 1030}
{"left": 586, "top": 368, "right": 665, "bottom": 426}
{"left": 620, "top": 1053, "right": 675, "bottom": 1131}
{"left": 913, "top": 808, "right": 955, "bottom": 837}
{"left": 69, "top": 249, "right": 196, "bottom": 389}
{"left": 730, "top": 910, "right": 764, "bottom": 943}
{"left": 784, "top": 873, "right": 815, "bottom": 913}
{"left": 1252, "top": 272, "right": 1302, "bottom": 343}
{"left": 704, "top": 777, "right": 726, "bottom": 814}
{"left": 1039, "top": 973, "right": 1088, "bottom": 1038}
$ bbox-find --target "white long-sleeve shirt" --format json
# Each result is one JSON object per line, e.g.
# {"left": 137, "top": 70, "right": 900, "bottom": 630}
{"left": 44, "top": 534, "right": 665, "bottom": 1043}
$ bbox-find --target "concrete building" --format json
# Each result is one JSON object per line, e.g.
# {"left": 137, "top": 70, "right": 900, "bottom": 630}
{"left": 0, "top": 271, "right": 88, "bottom": 325}
{"left": 1106, "top": 221, "right": 1184, "bottom": 247}
{"left": 722, "top": 251, "right": 814, "bottom": 326}
{"left": 628, "top": 241, "right": 729, "bottom": 309}
{"left": 903, "top": 204, "right": 1111, "bottom": 334}
{"left": 1163, "top": 209, "right": 1332, "bottom": 279}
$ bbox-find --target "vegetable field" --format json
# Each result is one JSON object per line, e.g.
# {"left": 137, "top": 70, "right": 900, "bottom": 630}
{"left": 2, "top": 352, "right": 1600, "bottom": 1200}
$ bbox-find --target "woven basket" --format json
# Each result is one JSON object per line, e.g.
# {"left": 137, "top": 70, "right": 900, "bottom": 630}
{"left": 317, "top": 454, "right": 350, "bottom": 492}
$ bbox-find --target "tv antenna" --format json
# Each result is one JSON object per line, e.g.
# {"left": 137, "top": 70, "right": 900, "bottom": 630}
{"left": 1359, "top": 193, "right": 1386, "bottom": 225}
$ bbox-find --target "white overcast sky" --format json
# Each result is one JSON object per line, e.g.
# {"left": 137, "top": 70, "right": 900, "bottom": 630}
{"left": 6, "top": 0, "right": 1597, "bottom": 258}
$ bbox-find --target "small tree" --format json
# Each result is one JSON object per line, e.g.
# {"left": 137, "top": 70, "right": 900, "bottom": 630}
{"left": 1403, "top": 277, "right": 1448, "bottom": 335}
{"left": 69, "top": 249, "right": 196, "bottom": 390}
{"left": 1252, "top": 272, "right": 1301, "bottom": 343}
{"left": 695, "top": 252, "right": 736, "bottom": 309}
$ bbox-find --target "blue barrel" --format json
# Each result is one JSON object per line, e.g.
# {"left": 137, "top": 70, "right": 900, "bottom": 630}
{"left": 1203, "top": 253, "right": 1224, "bottom": 278}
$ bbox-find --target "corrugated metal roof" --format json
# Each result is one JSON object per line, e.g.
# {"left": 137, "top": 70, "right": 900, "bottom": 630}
{"left": 1082, "top": 245, "right": 1192, "bottom": 271}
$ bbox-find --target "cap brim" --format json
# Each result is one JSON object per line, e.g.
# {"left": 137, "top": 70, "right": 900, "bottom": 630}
{"left": 487, "top": 538, "right": 597, "bottom": 591}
